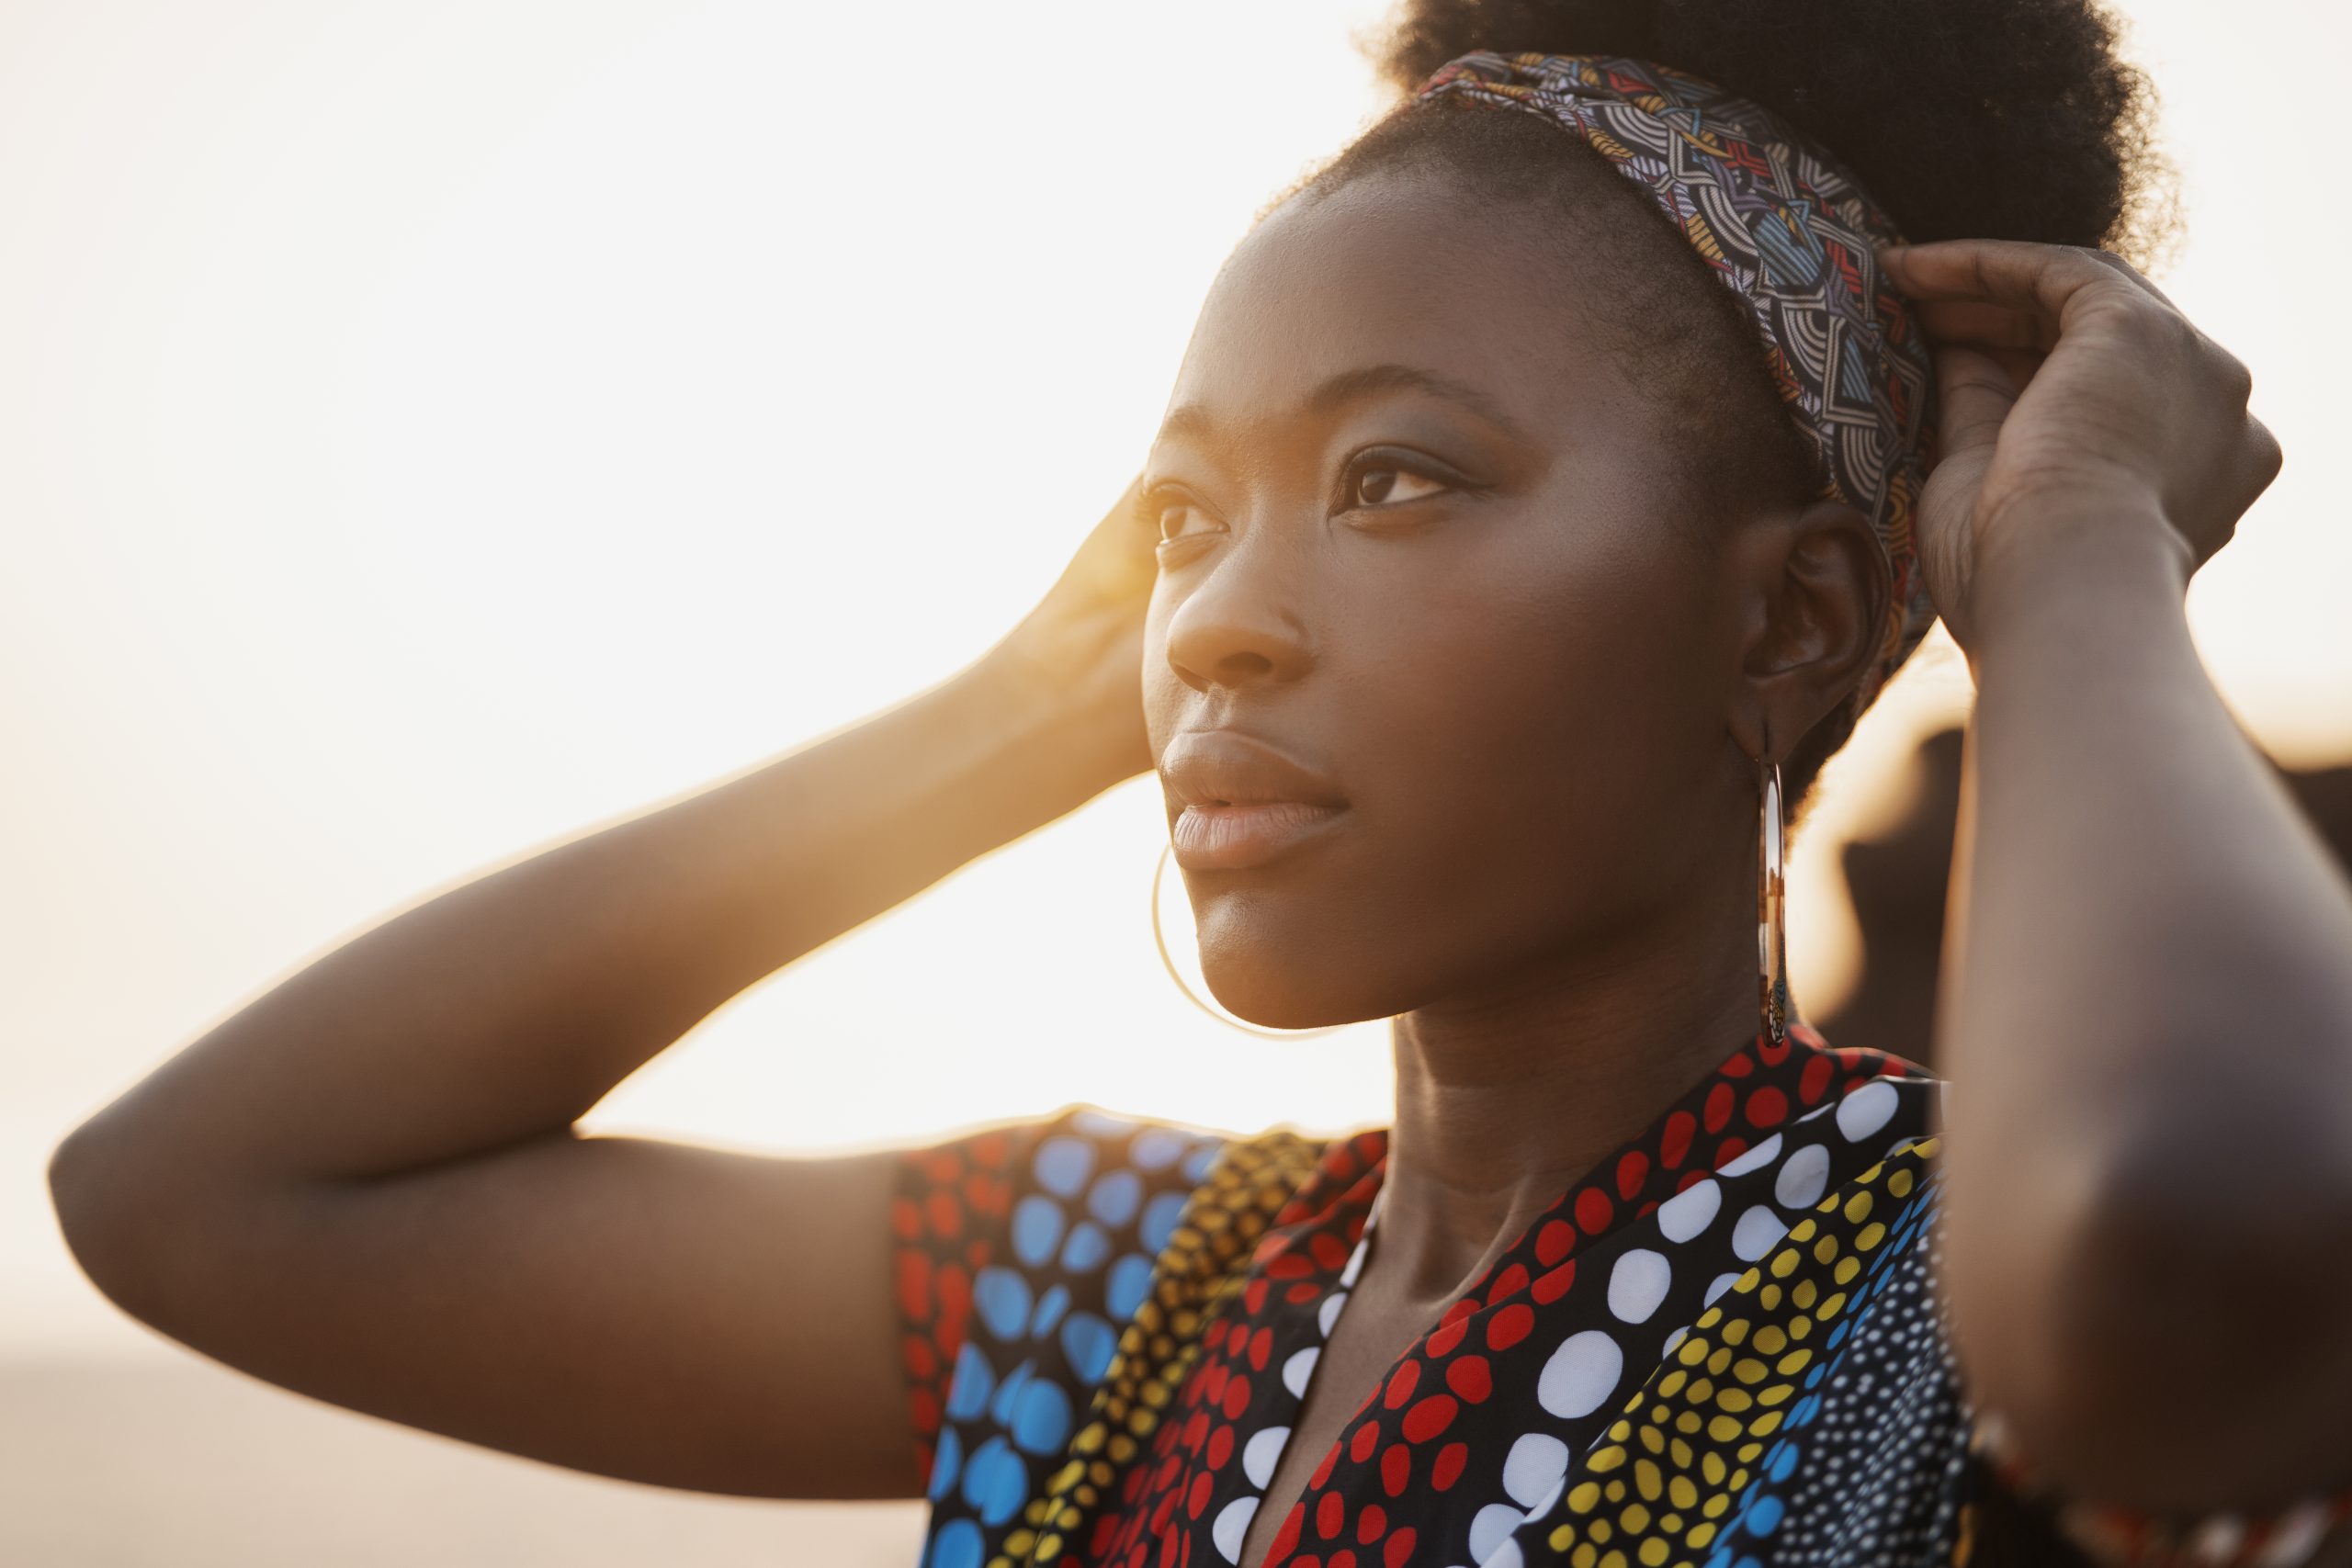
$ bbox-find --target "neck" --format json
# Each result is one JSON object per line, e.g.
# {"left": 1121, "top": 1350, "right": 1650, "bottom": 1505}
{"left": 1373, "top": 895, "right": 1764, "bottom": 1303}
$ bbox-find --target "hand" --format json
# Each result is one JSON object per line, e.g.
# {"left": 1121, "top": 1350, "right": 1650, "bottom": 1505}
{"left": 986, "top": 474, "right": 1159, "bottom": 788}
{"left": 1877, "top": 239, "right": 2280, "bottom": 650}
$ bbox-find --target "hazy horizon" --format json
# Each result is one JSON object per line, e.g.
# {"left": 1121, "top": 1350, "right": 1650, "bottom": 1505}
{"left": 6, "top": 1, "right": 2346, "bottom": 1556}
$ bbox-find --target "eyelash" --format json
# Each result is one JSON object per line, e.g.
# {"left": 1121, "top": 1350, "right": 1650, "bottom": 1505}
{"left": 1339, "top": 450, "right": 1464, "bottom": 513}
{"left": 1143, "top": 451, "right": 1468, "bottom": 554}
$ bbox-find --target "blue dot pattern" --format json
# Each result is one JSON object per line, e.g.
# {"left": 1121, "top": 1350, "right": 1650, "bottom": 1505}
{"left": 1487, "top": 1112, "right": 2098, "bottom": 1568}
{"left": 1704, "top": 1166, "right": 1973, "bottom": 1568}
{"left": 905, "top": 1106, "right": 1227, "bottom": 1561}
{"left": 894, "top": 1059, "right": 2352, "bottom": 1568}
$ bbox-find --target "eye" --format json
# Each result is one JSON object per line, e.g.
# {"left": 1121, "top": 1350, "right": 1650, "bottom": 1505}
{"left": 1142, "top": 487, "right": 1223, "bottom": 551}
{"left": 1157, "top": 502, "right": 1209, "bottom": 542}
{"left": 1344, "top": 456, "right": 1454, "bottom": 511}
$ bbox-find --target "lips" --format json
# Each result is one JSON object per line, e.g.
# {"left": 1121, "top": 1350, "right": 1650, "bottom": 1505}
{"left": 1160, "top": 729, "right": 1347, "bottom": 872}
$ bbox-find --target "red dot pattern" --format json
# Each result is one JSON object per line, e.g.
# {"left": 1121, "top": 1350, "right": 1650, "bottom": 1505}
{"left": 1084, "top": 1133, "right": 1386, "bottom": 1568}
{"left": 888, "top": 1127, "right": 1014, "bottom": 1482}
{"left": 1031, "top": 1028, "right": 1918, "bottom": 1568}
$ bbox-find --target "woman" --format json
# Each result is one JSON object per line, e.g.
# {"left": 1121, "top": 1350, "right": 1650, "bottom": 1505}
{"left": 47, "top": 0, "right": 2352, "bottom": 1563}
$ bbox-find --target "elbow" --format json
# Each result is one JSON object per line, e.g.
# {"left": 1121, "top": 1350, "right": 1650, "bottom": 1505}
{"left": 1949, "top": 1114, "right": 2352, "bottom": 1511}
{"left": 48, "top": 1111, "right": 195, "bottom": 1333}
{"left": 50, "top": 1115, "right": 141, "bottom": 1303}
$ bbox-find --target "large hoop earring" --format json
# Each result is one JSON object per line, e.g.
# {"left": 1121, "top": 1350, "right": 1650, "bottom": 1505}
{"left": 1758, "top": 750, "right": 1792, "bottom": 1051}
{"left": 1152, "top": 841, "right": 1350, "bottom": 1040}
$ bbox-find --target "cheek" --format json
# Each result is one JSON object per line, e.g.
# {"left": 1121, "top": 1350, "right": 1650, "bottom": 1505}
{"left": 1345, "top": 504, "right": 1724, "bottom": 922}
{"left": 1146, "top": 493, "right": 1734, "bottom": 1025}
{"left": 1388, "top": 508, "right": 1705, "bottom": 753}
{"left": 1141, "top": 588, "right": 1183, "bottom": 753}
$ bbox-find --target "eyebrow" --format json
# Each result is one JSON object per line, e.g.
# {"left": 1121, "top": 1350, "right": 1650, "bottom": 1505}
{"left": 1153, "top": 362, "right": 1535, "bottom": 452}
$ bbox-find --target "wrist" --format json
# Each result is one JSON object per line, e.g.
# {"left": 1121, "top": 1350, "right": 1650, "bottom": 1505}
{"left": 1962, "top": 494, "right": 2194, "bottom": 665}
{"left": 967, "top": 637, "right": 1149, "bottom": 805}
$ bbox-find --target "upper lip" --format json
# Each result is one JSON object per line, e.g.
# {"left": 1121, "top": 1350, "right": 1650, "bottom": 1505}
{"left": 1159, "top": 729, "right": 1346, "bottom": 809}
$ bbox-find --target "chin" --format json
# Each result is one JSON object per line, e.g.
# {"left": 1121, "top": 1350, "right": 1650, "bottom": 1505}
{"left": 1193, "top": 914, "right": 1394, "bottom": 1032}
{"left": 1204, "top": 977, "right": 1363, "bottom": 1032}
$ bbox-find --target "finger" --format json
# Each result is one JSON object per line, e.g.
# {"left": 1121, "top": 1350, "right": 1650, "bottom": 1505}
{"left": 2179, "top": 412, "right": 2284, "bottom": 570}
{"left": 2079, "top": 245, "right": 2181, "bottom": 311}
{"left": 1931, "top": 343, "right": 2022, "bottom": 458}
{"left": 1876, "top": 238, "right": 2144, "bottom": 324}
{"left": 2233, "top": 412, "right": 2285, "bottom": 516}
{"left": 1982, "top": 344, "right": 2046, "bottom": 395}
{"left": 1910, "top": 299, "right": 2061, "bottom": 355}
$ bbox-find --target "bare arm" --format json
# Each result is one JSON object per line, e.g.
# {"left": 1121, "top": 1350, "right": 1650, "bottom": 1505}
{"left": 47, "top": 482, "right": 1158, "bottom": 1499}
{"left": 1882, "top": 240, "right": 2352, "bottom": 1509}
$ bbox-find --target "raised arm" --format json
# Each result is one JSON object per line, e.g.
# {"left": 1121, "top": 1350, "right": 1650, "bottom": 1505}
{"left": 1881, "top": 240, "right": 2352, "bottom": 1510}
{"left": 46, "top": 481, "right": 1157, "bottom": 1500}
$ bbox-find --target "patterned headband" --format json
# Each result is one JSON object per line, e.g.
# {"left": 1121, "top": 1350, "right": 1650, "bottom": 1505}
{"left": 1415, "top": 52, "right": 1940, "bottom": 723}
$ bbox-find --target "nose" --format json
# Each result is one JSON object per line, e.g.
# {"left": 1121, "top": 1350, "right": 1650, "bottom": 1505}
{"left": 1160, "top": 525, "right": 1317, "bottom": 695}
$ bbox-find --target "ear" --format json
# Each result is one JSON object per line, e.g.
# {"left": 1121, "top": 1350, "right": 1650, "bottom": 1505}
{"left": 1724, "top": 499, "right": 1891, "bottom": 763}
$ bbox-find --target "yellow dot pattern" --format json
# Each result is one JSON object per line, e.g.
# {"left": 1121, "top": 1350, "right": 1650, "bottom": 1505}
{"left": 1541, "top": 1137, "right": 1943, "bottom": 1568}
{"left": 995, "top": 1130, "right": 1321, "bottom": 1568}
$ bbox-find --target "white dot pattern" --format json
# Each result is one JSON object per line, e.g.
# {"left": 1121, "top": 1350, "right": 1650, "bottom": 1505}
{"left": 1763, "top": 1171, "right": 1971, "bottom": 1567}
{"left": 1657, "top": 1178, "right": 1723, "bottom": 1243}
{"left": 1607, "top": 1247, "right": 1673, "bottom": 1323}
{"left": 899, "top": 1050, "right": 2352, "bottom": 1568}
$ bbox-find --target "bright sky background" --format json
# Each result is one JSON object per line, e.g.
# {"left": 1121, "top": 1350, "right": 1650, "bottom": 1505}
{"left": 6, "top": 0, "right": 2346, "bottom": 1358}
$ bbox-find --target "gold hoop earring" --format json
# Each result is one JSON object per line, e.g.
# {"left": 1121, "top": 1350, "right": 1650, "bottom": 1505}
{"left": 1758, "top": 750, "right": 1791, "bottom": 1051}
{"left": 1151, "top": 841, "right": 1350, "bottom": 1040}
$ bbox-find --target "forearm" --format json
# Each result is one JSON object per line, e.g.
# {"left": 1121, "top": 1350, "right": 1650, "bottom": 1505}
{"left": 1938, "top": 511, "right": 2352, "bottom": 1502}
{"left": 64, "top": 650, "right": 1125, "bottom": 1187}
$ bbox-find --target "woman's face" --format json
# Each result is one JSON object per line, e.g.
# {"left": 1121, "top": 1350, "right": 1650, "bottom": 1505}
{"left": 1141, "top": 164, "right": 1758, "bottom": 1030}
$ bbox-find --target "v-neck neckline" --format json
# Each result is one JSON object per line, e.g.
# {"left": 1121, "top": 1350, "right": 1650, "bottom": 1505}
{"left": 1171, "top": 1026, "right": 1927, "bottom": 1568}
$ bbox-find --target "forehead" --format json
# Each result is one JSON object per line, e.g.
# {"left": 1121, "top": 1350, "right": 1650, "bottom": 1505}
{"left": 1163, "top": 167, "right": 1641, "bottom": 444}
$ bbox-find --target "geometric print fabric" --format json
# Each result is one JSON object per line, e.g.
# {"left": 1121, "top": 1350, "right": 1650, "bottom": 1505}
{"left": 1131, "top": 1046, "right": 1939, "bottom": 1568}
{"left": 893, "top": 1027, "right": 2352, "bottom": 1568}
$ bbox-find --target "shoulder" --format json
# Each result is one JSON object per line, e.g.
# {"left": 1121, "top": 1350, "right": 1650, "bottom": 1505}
{"left": 892, "top": 1106, "right": 1350, "bottom": 1528}
{"left": 891, "top": 1105, "right": 1250, "bottom": 1369}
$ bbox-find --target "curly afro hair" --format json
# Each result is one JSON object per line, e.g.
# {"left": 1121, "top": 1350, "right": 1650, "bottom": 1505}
{"left": 1272, "top": 0, "right": 2173, "bottom": 813}
{"left": 1369, "top": 0, "right": 2175, "bottom": 266}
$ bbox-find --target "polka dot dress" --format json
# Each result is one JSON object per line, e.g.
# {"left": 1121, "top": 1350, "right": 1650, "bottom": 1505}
{"left": 891, "top": 1029, "right": 2352, "bottom": 1568}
